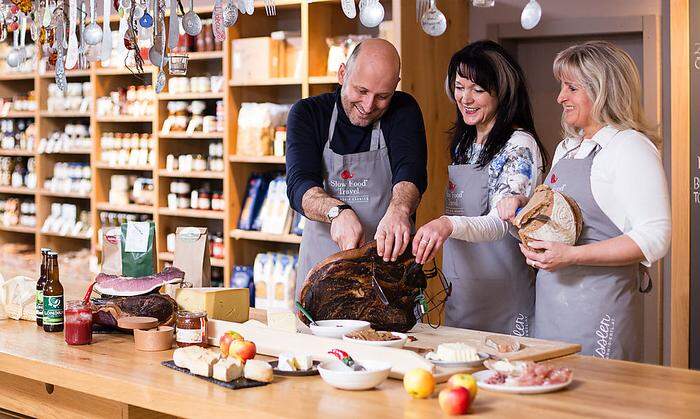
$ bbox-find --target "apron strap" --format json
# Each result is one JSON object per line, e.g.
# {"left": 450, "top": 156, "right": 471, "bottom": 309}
{"left": 325, "top": 104, "right": 339, "bottom": 152}
{"left": 370, "top": 119, "right": 385, "bottom": 150}
{"left": 638, "top": 264, "right": 653, "bottom": 293}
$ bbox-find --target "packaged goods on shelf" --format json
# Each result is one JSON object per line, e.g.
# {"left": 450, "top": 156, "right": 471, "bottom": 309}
{"left": 0, "top": 43, "right": 37, "bottom": 74}
{"left": 46, "top": 83, "right": 91, "bottom": 112}
{"left": 161, "top": 100, "right": 223, "bottom": 134}
{"left": 41, "top": 204, "right": 91, "bottom": 238}
{"left": 109, "top": 175, "right": 153, "bottom": 206}
{"left": 96, "top": 85, "right": 155, "bottom": 117}
{"left": 0, "top": 198, "right": 35, "bottom": 228}
{"left": 166, "top": 230, "right": 224, "bottom": 260}
{"left": 38, "top": 124, "right": 91, "bottom": 153}
{"left": 0, "top": 120, "right": 35, "bottom": 152}
{"left": 101, "top": 133, "right": 155, "bottom": 167}
{"left": 231, "top": 37, "right": 284, "bottom": 83}
{"left": 0, "top": 156, "right": 35, "bottom": 189}
{"left": 168, "top": 75, "right": 224, "bottom": 94}
{"left": 0, "top": 94, "right": 37, "bottom": 114}
{"left": 253, "top": 252, "right": 298, "bottom": 310}
{"left": 236, "top": 103, "right": 291, "bottom": 157}
{"left": 238, "top": 172, "right": 297, "bottom": 235}
{"left": 165, "top": 144, "right": 224, "bottom": 172}
{"left": 325, "top": 35, "right": 371, "bottom": 76}
{"left": 44, "top": 162, "right": 91, "bottom": 195}
{"left": 231, "top": 265, "right": 255, "bottom": 307}
{"left": 167, "top": 180, "right": 223, "bottom": 211}
{"left": 271, "top": 31, "right": 303, "bottom": 79}
{"left": 173, "top": 227, "right": 211, "bottom": 287}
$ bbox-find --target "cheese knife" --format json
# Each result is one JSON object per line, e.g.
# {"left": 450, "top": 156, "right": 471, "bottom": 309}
{"left": 371, "top": 259, "right": 389, "bottom": 306}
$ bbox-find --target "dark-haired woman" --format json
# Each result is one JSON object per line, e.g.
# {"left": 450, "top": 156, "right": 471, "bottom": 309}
{"left": 413, "top": 40, "right": 548, "bottom": 335}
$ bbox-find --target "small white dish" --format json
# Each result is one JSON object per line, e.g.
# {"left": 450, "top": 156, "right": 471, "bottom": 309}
{"left": 342, "top": 332, "right": 408, "bottom": 348}
{"left": 318, "top": 359, "right": 391, "bottom": 390}
{"left": 472, "top": 369, "right": 574, "bottom": 394}
{"left": 425, "top": 351, "right": 490, "bottom": 368}
{"left": 309, "top": 320, "right": 371, "bottom": 339}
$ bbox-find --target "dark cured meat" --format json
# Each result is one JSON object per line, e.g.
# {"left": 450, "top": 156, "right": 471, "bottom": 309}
{"left": 92, "top": 294, "right": 178, "bottom": 328}
{"left": 94, "top": 267, "right": 185, "bottom": 297}
{"left": 299, "top": 241, "right": 427, "bottom": 332}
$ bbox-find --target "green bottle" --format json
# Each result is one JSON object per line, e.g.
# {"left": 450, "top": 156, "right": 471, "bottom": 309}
{"left": 42, "top": 252, "right": 63, "bottom": 333}
{"left": 35, "top": 248, "right": 51, "bottom": 327}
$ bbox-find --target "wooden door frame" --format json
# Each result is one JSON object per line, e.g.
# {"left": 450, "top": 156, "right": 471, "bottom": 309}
{"left": 487, "top": 15, "right": 667, "bottom": 362}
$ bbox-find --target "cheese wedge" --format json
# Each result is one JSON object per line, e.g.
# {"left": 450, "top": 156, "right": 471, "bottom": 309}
{"left": 213, "top": 357, "right": 244, "bottom": 382}
{"left": 277, "top": 353, "right": 299, "bottom": 371}
{"left": 175, "top": 288, "right": 250, "bottom": 323}
{"left": 295, "top": 354, "right": 313, "bottom": 371}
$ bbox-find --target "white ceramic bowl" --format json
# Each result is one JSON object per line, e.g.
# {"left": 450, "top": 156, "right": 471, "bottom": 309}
{"left": 309, "top": 320, "right": 371, "bottom": 339}
{"left": 342, "top": 332, "right": 408, "bottom": 348}
{"left": 318, "top": 360, "right": 391, "bottom": 390}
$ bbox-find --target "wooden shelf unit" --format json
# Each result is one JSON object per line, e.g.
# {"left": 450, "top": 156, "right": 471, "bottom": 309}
{"left": 0, "top": 2, "right": 468, "bottom": 290}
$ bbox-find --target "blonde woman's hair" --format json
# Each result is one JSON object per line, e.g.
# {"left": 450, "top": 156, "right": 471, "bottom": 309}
{"left": 553, "top": 41, "right": 657, "bottom": 144}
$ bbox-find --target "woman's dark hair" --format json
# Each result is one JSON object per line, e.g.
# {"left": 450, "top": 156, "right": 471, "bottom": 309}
{"left": 446, "top": 40, "right": 548, "bottom": 169}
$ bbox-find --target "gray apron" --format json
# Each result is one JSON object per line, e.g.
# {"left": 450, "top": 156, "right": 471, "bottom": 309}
{"left": 443, "top": 163, "right": 534, "bottom": 336}
{"left": 535, "top": 144, "right": 643, "bottom": 361}
{"left": 296, "top": 104, "right": 393, "bottom": 296}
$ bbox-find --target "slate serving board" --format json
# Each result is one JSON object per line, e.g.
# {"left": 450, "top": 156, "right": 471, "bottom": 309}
{"left": 161, "top": 360, "right": 268, "bottom": 390}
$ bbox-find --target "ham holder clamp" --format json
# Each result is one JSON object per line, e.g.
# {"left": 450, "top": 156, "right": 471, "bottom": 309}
{"left": 298, "top": 241, "right": 451, "bottom": 332}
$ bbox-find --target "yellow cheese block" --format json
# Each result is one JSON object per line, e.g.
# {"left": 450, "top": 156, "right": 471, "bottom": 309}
{"left": 175, "top": 288, "right": 250, "bottom": 323}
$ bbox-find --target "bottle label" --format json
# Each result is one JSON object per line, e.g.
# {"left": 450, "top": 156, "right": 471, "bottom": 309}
{"left": 176, "top": 327, "right": 205, "bottom": 344}
{"left": 36, "top": 290, "right": 43, "bottom": 318}
{"left": 43, "top": 295, "right": 64, "bottom": 325}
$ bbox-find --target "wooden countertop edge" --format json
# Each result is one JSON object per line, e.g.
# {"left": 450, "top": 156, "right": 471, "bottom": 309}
{"left": 0, "top": 350, "right": 240, "bottom": 417}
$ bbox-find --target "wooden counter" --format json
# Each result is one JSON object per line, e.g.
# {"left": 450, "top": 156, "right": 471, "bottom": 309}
{"left": 1, "top": 321, "right": 700, "bottom": 418}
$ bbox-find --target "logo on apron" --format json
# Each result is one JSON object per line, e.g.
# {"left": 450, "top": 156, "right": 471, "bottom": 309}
{"left": 448, "top": 180, "right": 456, "bottom": 192}
{"left": 329, "top": 176, "right": 371, "bottom": 203}
{"left": 512, "top": 313, "right": 529, "bottom": 337}
{"left": 594, "top": 314, "right": 616, "bottom": 359}
{"left": 550, "top": 173, "right": 558, "bottom": 184}
{"left": 341, "top": 169, "right": 354, "bottom": 180}
{"left": 445, "top": 181, "right": 465, "bottom": 216}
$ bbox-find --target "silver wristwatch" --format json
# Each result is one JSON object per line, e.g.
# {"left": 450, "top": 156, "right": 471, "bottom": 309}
{"left": 327, "top": 204, "right": 352, "bottom": 223}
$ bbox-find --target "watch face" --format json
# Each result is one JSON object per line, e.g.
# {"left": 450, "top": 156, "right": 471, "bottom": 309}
{"left": 328, "top": 207, "right": 339, "bottom": 219}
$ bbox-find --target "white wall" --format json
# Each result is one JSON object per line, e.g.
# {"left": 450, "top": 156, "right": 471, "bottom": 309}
{"left": 469, "top": 0, "right": 661, "bottom": 41}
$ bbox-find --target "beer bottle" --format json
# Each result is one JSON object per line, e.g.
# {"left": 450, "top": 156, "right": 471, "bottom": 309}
{"left": 35, "top": 248, "right": 51, "bottom": 326}
{"left": 42, "top": 252, "right": 64, "bottom": 333}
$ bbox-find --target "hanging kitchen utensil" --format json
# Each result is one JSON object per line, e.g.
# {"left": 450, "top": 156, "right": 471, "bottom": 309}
{"left": 65, "top": 0, "right": 79, "bottom": 69}
{"left": 100, "top": 0, "right": 112, "bottom": 61}
{"left": 420, "top": 0, "right": 446, "bottom": 37}
{"left": 84, "top": 0, "right": 103, "bottom": 45}
{"left": 212, "top": 0, "right": 224, "bottom": 41}
{"left": 359, "top": 0, "right": 383, "bottom": 28}
{"left": 139, "top": 0, "right": 153, "bottom": 27}
{"left": 236, "top": 0, "right": 246, "bottom": 14}
{"left": 341, "top": 0, "right": 356, "bottom": 19}
{"left": 263, "top": 0, "right": 276, "bottom": 16}
{"left": 520, "top": 0, "right": 541, "bottom": 30}
{"left": 167, "top": 0, "right": 178, "bottom": 50}
{"left": 78, "top": 1, "right": 89, "bottom": 68}
{"left": 0, "top": 9, "right": 7, "bottom": 42}
{"left": 148, "top": 0, "right": 163, "bottom": 66}
{"left": 244, "top": 0, "right": 253, "bottom": 15}
{"left": 155, "top": 18, "right": 166, "bottom": 93}
{"left": 5, "top": 16, "right": 20, "bottom": 68}
{"left": 55, "top": 21, "right": 67, "bottom": 91}
{"left": 181, "top": 0, "right": 201, "bottom": 36}
{"left": 168, "top": 52, "right": 188, "bottom": 75}
{"left": 415, "top": 0, "right": 429, "bottom": 22}
{"left": 30, "top": 7, "right": 39, "bottom": 41}
{"left": 42, "top": 1, "right": 52, "bottom": 27}
{"left": 222, "top": 0, "right": 237, "bottom": 27}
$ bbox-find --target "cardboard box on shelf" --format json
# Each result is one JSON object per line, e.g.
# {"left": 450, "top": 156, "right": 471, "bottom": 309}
{"left": 231, "top": 37, "right": 284, "bottom": 84}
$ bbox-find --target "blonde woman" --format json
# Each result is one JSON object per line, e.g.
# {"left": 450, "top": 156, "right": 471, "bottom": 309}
{"left": 498, "top": 41, "right": 671, "bottom": 361}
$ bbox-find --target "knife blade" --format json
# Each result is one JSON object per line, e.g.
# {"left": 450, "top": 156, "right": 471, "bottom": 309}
{"left": 371, "top": 260, "right": 389, "bottom": 306}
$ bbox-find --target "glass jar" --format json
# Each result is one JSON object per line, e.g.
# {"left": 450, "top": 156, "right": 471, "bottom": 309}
{"left": 198, "top": 191, "right": 211, "bottom": 210}
{"left": 64, "top": 300, "right": 93, "bottom": 345}
{"left": 211, "top": 233, "right": 224, "bottom": 259}
{"left": 176, "top": 310, "right": 207, "bottom": 347}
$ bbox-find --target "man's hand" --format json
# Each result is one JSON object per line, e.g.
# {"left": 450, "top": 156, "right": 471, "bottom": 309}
{"left": 330, "top": 209, "right": 364, "bottom": 251}
{"left": 375, "top": 207, "right": 412, "bottom": 262}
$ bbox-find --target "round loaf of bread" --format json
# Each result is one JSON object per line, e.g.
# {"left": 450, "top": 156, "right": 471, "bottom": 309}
{"left": 513, "top": 185, "right": 582, "bottom": 250}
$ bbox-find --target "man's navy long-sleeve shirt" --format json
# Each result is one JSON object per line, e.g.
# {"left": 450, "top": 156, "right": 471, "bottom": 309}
{"left": 285, "top": 88, "right": 428, "bottom": 216}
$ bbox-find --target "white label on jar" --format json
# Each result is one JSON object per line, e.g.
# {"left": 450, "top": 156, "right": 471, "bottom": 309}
{"left": 177, "top": 327, "right": 204, "bottom": 344}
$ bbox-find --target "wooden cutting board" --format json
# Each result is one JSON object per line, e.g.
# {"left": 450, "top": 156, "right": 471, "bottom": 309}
{"left": 208, "top": 319, "right": 580, "bottom": 383}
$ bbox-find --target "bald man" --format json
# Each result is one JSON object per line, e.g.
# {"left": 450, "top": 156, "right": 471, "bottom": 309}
{"left": 286, "top": 39, "right": 428, "bottom": 295}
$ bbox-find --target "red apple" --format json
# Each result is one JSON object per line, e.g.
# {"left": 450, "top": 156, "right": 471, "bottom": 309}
{"left": 219, "top": 331, "right": 244, "bottom": 357}
{"left": 439, "top": 386, "right": 471, "bottom": 415}
{"left": 229, "top": 339, "right": 257, "bottom": 362}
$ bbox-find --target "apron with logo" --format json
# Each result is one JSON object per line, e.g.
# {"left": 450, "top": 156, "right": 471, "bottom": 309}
{"left": 442, "top": 163, "right": 534, "bottom": 336}
{"left": 296, "top": 104, "right": 394, "bottom": 297}
{"left": 535, "top": 144, "right": 644, "bottom": 361}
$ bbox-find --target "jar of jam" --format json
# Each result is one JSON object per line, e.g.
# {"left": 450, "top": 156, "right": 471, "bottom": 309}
{"left": 211, "top": 233, "right": 224, "bottom": 259}
{"left": 198, "top": 191, "right": 211, "bottom": 210}
{"left": 176, "top": 310, "right": 207, "bottom": 347}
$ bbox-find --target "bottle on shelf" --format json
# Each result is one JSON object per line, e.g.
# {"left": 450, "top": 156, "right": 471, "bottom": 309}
{"left": 35, "top": 248, "right": 51, "bottom": 327}
{"left": 42, "top": 252, "right": 64, "bottom": 333}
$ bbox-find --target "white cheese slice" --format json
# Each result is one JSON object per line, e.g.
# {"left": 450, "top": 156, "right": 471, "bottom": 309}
{"left": 277, "top": 353, "right": 298, "bottom": 371}
{"left": 295, "top": 354, "right": 313, "bottom": 371}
